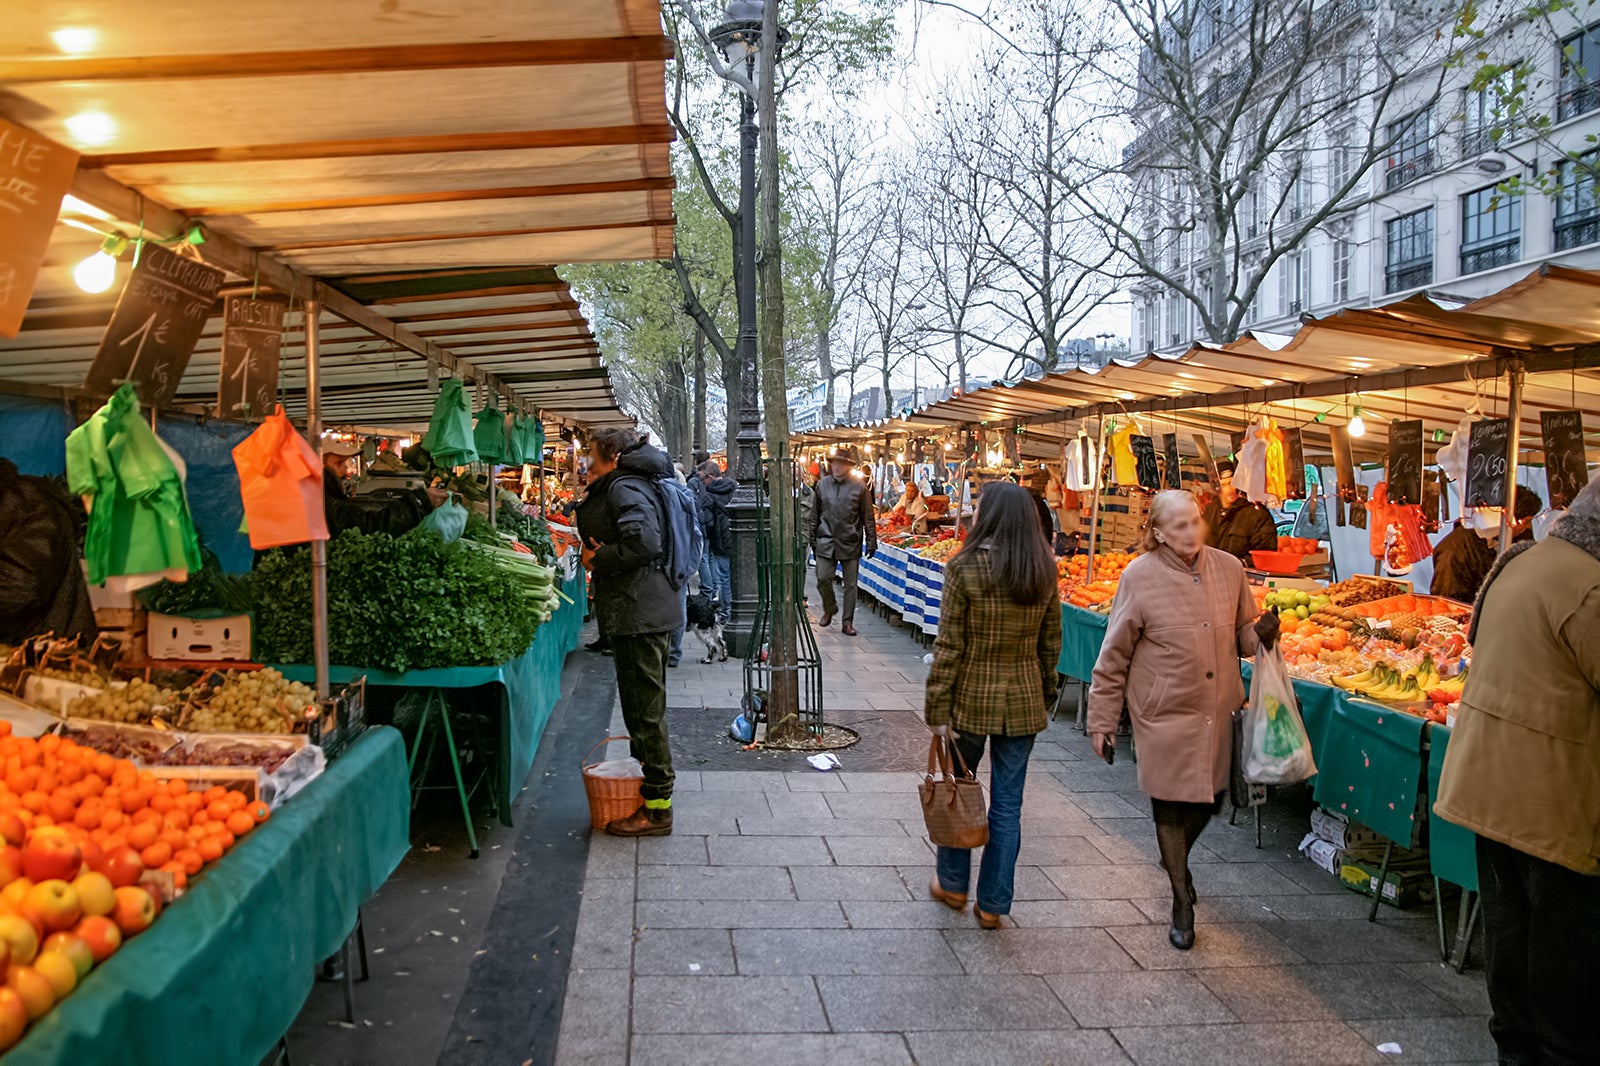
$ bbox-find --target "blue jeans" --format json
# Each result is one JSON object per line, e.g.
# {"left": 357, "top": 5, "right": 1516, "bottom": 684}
{"left": 707, "top": 553, "right": 731, "bottom": 618}
{"left": 935, "top": 731, "right": 1036, "bottom": 914}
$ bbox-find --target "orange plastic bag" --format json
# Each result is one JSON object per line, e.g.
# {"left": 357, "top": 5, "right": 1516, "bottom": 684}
{"left": 232, "top": 406, "right": 330, "bottom": 549}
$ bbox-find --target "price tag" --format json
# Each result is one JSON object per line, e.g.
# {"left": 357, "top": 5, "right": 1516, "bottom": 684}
{"left": 0, "top": 120, "right": 79, "bottom": 338}
{"left": 1386, "top": 420, "right": 1424, "bottom": 505}
{"left": 217, "top": 295, "right": 285, "bottom": 420}
{"left": 1464, "top": 418, "right": 1510, "bottom": 509}
{"left": 84, "top": 244, "right": 225, "bottom": 408}
{"left": 1541, "top": 410, "right": 1588, "bottom": 510}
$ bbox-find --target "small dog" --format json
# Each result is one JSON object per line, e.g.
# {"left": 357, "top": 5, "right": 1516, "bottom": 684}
{"left": 685, "top": 591, "right": 728, "bottom": 663}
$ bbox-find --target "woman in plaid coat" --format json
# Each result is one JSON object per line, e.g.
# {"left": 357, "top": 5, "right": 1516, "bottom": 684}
{"left": 924, "top": 482, "right": 1063, "bottom": 928}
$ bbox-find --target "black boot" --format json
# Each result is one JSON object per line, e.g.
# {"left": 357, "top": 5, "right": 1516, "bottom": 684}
{"left": 1169, "top": 894, "right": 1195, "bottom": 951}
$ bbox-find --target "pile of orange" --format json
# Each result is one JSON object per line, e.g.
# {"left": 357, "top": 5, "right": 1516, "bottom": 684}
{"left": 1059, "top": 550, "right": 1136, "bottom": 583}
{"left": 1278, "top": 537, "right": 1323, "bottom": 555}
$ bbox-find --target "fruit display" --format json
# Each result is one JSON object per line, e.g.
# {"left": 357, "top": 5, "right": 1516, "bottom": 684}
{"left": 0, "top": 723, "right": 270, "bottom": 1051}
{"left": 1277, "top": 537, "right": 1324, "bottom": 555}
{"left": 1332, "top": 656, "right": 1466, "bottom": 722}
{"left": 65, "top": 680, "right": 184, "bottom": 726}
{"left": 158, "top": 739, "right": 299, "bottom": 773}
{"left": 183, "top": 670, "right": 315, "bottom": 735}
{"left": 1323, "top": 576, "right": 1408, "bottom": 608}
{"left": 1056, "top": 552, "right": 1135, "bottom": 610}
{"left": 1261, "top": 588, "right": 1332, "bottom": 620}
{"left": 916, "top": 538, "right": 962, "bottom": 563}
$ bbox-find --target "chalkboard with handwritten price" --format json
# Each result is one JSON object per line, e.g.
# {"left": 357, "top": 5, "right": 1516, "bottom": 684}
{"left": 84, "top": 244, "right": 224, "bottom": 409}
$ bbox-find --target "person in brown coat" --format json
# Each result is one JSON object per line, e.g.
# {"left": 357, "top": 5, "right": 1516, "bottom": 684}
{"left": 1434, "top": 473, "right": 1600, "bottom": 1065}
{"left": 1088, "top": 489, "right": 1278, "bottom": 950}
{"left": 924, "top": 482, "right": 1063, "bottom": 928}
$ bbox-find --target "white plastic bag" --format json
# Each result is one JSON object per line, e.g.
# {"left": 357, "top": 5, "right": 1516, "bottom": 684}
{"left": 586, "top": 756, "right": 643, "bottom": 779}
{"left": 1233, "top": 427, "right": 1270, "bottom": 503}
{"left": 1243, "top": 646, "right": 1317, "bottom": 785}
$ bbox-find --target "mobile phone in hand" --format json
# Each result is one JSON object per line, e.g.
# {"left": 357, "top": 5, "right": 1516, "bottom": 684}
{"left": 1101, "top": 741, "right": 1115, "bottom": 766}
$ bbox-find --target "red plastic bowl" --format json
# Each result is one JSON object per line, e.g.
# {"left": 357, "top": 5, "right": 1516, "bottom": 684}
{"left": 1250, "top": 550, "right": 1303, "bottom": 575}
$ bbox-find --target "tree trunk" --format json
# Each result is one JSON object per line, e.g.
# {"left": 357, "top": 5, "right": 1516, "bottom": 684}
{"left": 693, "top": 327, "right": 708, "bottom": 462}
{"left": 818, "top": 323, "right": 835, "bottom": 425}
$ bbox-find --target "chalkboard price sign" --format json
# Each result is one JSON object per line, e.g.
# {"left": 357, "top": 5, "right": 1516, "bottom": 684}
{"left": 1161, "top": 433, "right": 1181, "bottom": 489}
{"left": 1465, "top": 418, "right": 1511, "bottom": 508}
{"left": 1283, "top": 427, "right": 1306, "bottom": 499}
{"left": 0, "top": 120, "right": 79, "bottom": 338}
{"left": 216, "top": 295, "right": 285, "bottom": 420}
{"left": 84, "top": 244, "right": 224, "bottom": 409}
{"left": 1130, "top": 435, "right": 1160, "bottom": 490}
{"left": 1542, "top": 409, "right": 1588, "bottom": 510}
{"left": 1329, "top": 424, "right": 1356, "bottom": 497}
{"left": 1387, "top": 419, "right": 1424, "bottom": 504}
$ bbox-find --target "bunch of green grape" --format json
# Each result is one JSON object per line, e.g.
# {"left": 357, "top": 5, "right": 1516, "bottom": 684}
{"left": 187, "top": 669, "right": 316, "bottom": 734}
{"left": 68, "top": 679, "right": 182, "bottom": 724}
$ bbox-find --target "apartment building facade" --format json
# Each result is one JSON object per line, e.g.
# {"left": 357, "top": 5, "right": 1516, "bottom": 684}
{"left": 1128, "top": 0, "right": 1600, "bottom": 353}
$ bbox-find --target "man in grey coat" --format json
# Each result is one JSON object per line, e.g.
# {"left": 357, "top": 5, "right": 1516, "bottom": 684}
{"left": 808, "top": 448, "right": 877, "bottom": 636}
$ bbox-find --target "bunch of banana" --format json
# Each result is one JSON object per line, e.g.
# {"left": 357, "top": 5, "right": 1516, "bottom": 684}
{"left": 1333, "top": 655, "right": 1460, "bottom": 702}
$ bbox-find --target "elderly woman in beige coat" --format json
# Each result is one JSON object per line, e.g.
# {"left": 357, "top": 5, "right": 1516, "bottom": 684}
{"left": 1089, "top": 489, "right": 1278, "bottom": 950}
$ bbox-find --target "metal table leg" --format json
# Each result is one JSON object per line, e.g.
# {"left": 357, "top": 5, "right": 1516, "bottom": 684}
{"left": 1367, "top": 839, "right": 1395, "bottom": 922}
{"left": 1433, "top": 878, "right": 1449, "bottom": 962}
{"left": 1451, "top": 890, "right": 1481, "bottom": 972}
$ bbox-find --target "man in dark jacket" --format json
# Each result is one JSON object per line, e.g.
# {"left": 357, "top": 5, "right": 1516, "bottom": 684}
{"left": 0, "top": 458, "right": 96, "bottom": 644}
{"left": 698, "top": 460, "right": 736, "bottom": 619}
{"left": 321, "top": 441, "right": 445, "bottom": 537}
{"left": 1202, "top": 463, "right": 1278, "bottom": 563}
{"left": 576, "top": 429, "right": 684, "bottom": 836}
{"left": 808, "top": 448, "right": 876, "bottom": 636}
{"left": 1429, "top": 520, "right": 1497, "bottom": 602}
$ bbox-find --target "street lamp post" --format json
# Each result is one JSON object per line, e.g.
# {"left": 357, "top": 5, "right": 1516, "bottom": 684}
{"left": 711, "top": 2, "right": 786, "bottom": 656}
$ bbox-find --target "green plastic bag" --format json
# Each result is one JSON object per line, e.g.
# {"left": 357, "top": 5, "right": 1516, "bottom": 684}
{"left": 473, "top": 403, "right": 510, "bottom": 466}
{"left": 422, "top": 379, "right": 478, "bottom": 468}
{"left": 504, "top": 414, "right": 527, "bottom": 467}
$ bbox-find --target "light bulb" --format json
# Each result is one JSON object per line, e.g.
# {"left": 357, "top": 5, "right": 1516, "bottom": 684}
{"left": 73, "top": 250, "right": 117, "bottom": 293}
{"left": 1348, "top": 414, "right": 1366, "bottom": 438}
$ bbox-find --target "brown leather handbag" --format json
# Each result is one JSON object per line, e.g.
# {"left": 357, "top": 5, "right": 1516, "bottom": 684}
{"left": 919, "top": 736, "right": 989, "bottom": 848}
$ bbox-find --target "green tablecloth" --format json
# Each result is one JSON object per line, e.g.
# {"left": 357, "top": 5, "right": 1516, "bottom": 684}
{"left": 10, "top": 727, "right": 410, "bottom": 1066}
{"left": 1426, "top": 723, "right": 1479, "bottom": 891}
{"left": 1058, "top": 603, "right": 1108, "bottom": 681}
{"left": 276, "top": 567, "right": 586, "bottom": 825}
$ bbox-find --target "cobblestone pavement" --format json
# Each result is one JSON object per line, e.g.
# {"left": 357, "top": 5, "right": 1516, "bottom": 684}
{"left": 557, "top": 590, "right": 1495, "bottom": 1065}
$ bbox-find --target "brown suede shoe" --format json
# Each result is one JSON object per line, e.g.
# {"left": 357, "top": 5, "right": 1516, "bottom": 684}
{"left": 841, "top": 623, "right": 858, "bottom": 637}
{"left": 818, "top": 612, "right": 833, "bottom": 628}
{"left": 605, "top": 804, "right": 673, "bottom": 837}
{"left": 975, "top": 907, "right": 1002, "bottom": 929}
{"left": 929, "top": 880, "right": 967, "bottom": 911}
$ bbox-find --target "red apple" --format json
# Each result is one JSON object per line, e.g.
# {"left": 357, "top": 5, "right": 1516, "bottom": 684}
{"left": 0, "top": 812, "right": 25, "bottom": 848}
{"left": 21, "top": 828, "right": 80, "bottom": 883}
{"left": 0, "top": 987, "right": 26, "bottom": 1052}
{"left": 23, "top": 879, "right": 81, "bottom": 933}
{"left": 73, "top": 915, "right": 120, "bottom": 962}
{"left": 0, "top": 846, "right": 22, "bottom": 886}
{"left": 41, "top": 932, "right": 92, "bottom": 980}
{"left": 71, "top": 871, "right": 115, "bottom": 918}
{"left": 5, "top": 964, "right": 54, "bottom": 1021}
{"left": 32, "top": 950, "right": 78, "bottom": 998}
{"left": 90, "top": 847, "right": 143, "bottom": 889}
{"left": 111, "top": 886, "right": 156, "bottom": 938}
{"left": 0, "top": 912, "right": 38, "bottom": 966}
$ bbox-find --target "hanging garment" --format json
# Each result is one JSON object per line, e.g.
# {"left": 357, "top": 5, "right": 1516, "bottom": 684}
{"left": 65, "top": 382, "right": 203, "bottom": 586}
{"left": 1435, "top": 416, "right": 1473, "bottom": 487}
{"left": 232, "top": 406, "right": 330, "bottom": 550}
{"left": 473, "top": 403, "right": 510, "bottom": 466}
{"left": 422, "top": 379, "right": 478, "bottom": 468}
{"left": 1109, "top": 426, "right": 1139, "bottom": 486}
{"left": 1233, "top": 427, "right": 1271, "bottom": 504}
{"left": 1065, "top": 431, "right": 1099, "bottom": 492}
{"left": 1262, "top": 421, "right": 1287, "bottom": 500}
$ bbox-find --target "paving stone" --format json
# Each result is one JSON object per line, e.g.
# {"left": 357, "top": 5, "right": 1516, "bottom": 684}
{"left": 637, "top": 865, "right": 795, "bottom": 901}
{"left": 1018, "top": 813, "right": 1105, "bottom": 837}
{"left": 1046, "top": 969, "right": 1238, "bottom": 1028}
{"left": 783, "top": 770, "right": 846, "bottom": 791}
{"left": 636, "top": 835, "right": 709, "bottom": 865}
{"left": 631, "top": 976, "right": 827, "bottom": 1033}
{"left": 632, "top": 928, "right": 737, "bottom": 976}
{"left": 553, "top": 969, "right": 631, "bottom": 1066}
{"left": 819, "top": 974, "right": 1077, "bottom": 1032}
{"left": 707, "top": 835, "right": 834, "bottom": 866}
{"left": 1129, "top": 895, "right": 1296, "bottom": 925}
{"left": 1048, "top": 765, "right": 1145, "bottom": 792}
{"left": 1006, "top": 899, "right": 1149, "bottom": 928}
{"left": 1347, "top": 1017, "right": 1497, "bottom": 1061}
{"left": 738, "top": 815, "right": 907, "bottom": 837}
{"left": 1108, "top": 921, "right": 1308, "bottom": 970}
{"left": 900, "top": 863, "right": 1067, "bottom": 901}
{"left": 1392, "top": 962, "right": 1493, "bottom": 1017}
{"left": 1199, "top": 962, "right": 1463, "bottom": 1023}
{"left": 636, "top": 899, "right": 849, "bottom": 930}
{"left": 826, "top": 792, "right": 926, "bottom": 820}
{"left": 570, "top": 878, "right": 635, "bottom": 969}
{"left": 1041, "top": 863, "right": 1178, "bottom": 900}
{"left": 942, "top": 927, "right": 1139, "bottom": 974}
{"left": 677, "top": 790, "right": 772, "bottom": 818}
{"left": 1187, "top": 861, "right": 1311, "bottom": 896}
{"left": 791, "top": 865, "right": 913, "bottom": 901}
{"left": 1016, "top": 835, "right": 1115, "bottom": 866}
{"left": 698, "top": 771, "right": 794, "bottom": 792}
{"left": 584, "top": 836, "right": 637, "bottom": 878}
{"left": 1068, "top": 792, "right": 1151, "bottom": 819}
{"left": 667, "top": 809, "right": 741, "bottom": 836}
{"left": 763, "top": 790, "right": 835, "bottom": 818}
{"left": 840, "top": 900, "right": 995, "bottom": 929}
{"left": 1028, "top": 739, "right": 1081, "bottom": 762}
{"left": 733, "top": 927, "right": 959, "bottom": 975}
{"left": 671, "top": 770, "right": 703, "bottom": 792}
{"left": 1266, "top": 917, "right": 1443, "bottom": 964}
{"left": 826, "top": 835, "right": 935, "bottom": 866}
{"left": 839, "top": 771, "right": 924, "bottom": 793}
{"left": 904, "top": 1030, "right": 1130, "bottom": 1065}
{"left": 1245, "top": 893, "right": 1406, "bottom": 922}
{"left": 1110, "top": 1021, "right": 1385, "bottom": 1065}
{"left": 867, "top": 695, "right": 919, "bottom": 710}
{"left": 1266, "top": 859, "right": 1350, "bottom": 894}
{"left": 632, "top": 1033, "right": 913, "bottom": 1066}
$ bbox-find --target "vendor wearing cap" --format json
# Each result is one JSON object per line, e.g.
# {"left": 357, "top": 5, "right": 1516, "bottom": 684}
{"left": 1202, "top": 460, "right": 1277, "bottom": 563}
{"left": 321, "top": 438, "right": 448, "bottom": 537}
{"left": 808, "top": 447, "right": 877, "bottom": 636}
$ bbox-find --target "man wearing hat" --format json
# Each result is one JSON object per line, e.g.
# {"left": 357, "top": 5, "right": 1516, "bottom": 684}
{"left": 809, "top": 448, "right": 877, "bottom": 636}
{"left": 322, "top": 438, "right": 447, "bottom": 537}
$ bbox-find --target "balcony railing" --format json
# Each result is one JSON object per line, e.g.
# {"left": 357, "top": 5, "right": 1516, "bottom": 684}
{"left": 1554, "top": 211, "right": 1600, "bottom": 250}
{"left": 1385, "top": 149, "right": 1436, "bottom": 190}
{"left": 1558, "top": 78, "right": 1600, "bottom": 123}
{"left": 1385, "top": 258, "right": 1432, "bottom": 293}
{"left": 1459, "top": 236, "right": 1520, "bottom": 275}
{"left": 1459, "top": 125, "right": 1504, "bottom": 157}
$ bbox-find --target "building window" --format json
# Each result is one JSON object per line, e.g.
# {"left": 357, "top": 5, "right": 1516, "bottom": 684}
{"left": 1328, "top": 127, "right": 1354, "bottom": 194}
{"left": 1165, "top": 291, "right": 1181, "bottom": 346}
{"left": 1462, "top": 69, "right": 1518, "bottom": 156}
{"left": 1559, "top": 24, "right": 1600, "bottom": 122}
{"left": 1332, "top": 237, "right": 1353, "bottom": 303}
{"left": 1385, "top": 109, "right": 1435, "bottom": 189}
{"left": 1278, "top": 252, "right": 1309, "bottom": 315}
{"left": 1459, "top": 185, "right": 1521, "bottom": 274}
{"left": 1555, "top": 152, "right": 1600, "bottom": 249}
{"left": 1385, "top": 208, "right": 1433, "bottom": 292}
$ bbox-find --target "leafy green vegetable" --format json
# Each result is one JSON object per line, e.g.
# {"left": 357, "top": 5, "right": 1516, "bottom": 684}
{"left": 137, "top": 544, "right": 253, "bottom": 616}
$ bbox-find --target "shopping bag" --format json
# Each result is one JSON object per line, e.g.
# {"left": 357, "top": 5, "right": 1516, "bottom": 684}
{"left": 1243, "top": 646, "right": 1317, "bottom": 785}
{"left": 918, "top": 736, "right": 989, "bottom": 848}
{"left": 416, "top": 493, "right": 468, "bottom": 543}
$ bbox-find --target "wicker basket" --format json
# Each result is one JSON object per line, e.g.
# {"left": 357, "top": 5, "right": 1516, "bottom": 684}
{"left": 582, "top": 735, "right": 643, "bottom": 830}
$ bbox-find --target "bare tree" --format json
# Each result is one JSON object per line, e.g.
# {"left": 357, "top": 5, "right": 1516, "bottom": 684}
{"left": 855, "top": 173, "right": 933, "bottom": 417}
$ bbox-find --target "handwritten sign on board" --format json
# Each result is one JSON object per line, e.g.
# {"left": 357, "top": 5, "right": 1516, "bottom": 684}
{"left": 0, "top": 120, "right": 80, "bottom": 338}
{"left": 1329, "top": 424, "right": 1356, "bottom": 498}
{"left": 1465, "top": 418, "right": 1510, "bottom": 508}
{"left": 1283, "top": 427, "right": 1306, "bottom": 499}
{"left": 1542, "top": 410, "right": 1588, "bottom": 510}
{"left": 216, "top": 295, "right": 285, "bottom": 420}
{"left": 1162, "top": 433, "right": 1181, "bottom": 489}
{"left": 1130, "top": 435, "right": 1160, "bottom": 490}
{"left": 84, "top": 244, "right": 224, "bottom": 409}
{"left": 1387, "top": 419, "right": 1424, "bottom": 505}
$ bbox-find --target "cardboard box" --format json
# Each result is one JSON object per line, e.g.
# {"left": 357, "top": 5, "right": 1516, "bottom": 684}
{"left": 1340, "top": 853, "right": 1436, "bottom": 909}
{"left": 94, "top": 606, "right": 146, "bottom": 633}
{"left": 1310, "top": 808, "right": 1386, "bottom": 851}
{"left": 147, "top": 613, "right": 252, "bottom": 662}
{"left": 1299, "top": 835, "right": 1345, "bottom": 877}
{"left": 83, "top": 563, "right": 138, "bottom": 611}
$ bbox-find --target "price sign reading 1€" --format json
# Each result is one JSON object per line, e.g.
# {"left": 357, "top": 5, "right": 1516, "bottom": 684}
{"left": 84, "top": 244, "right": 224, "bottom": 409}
